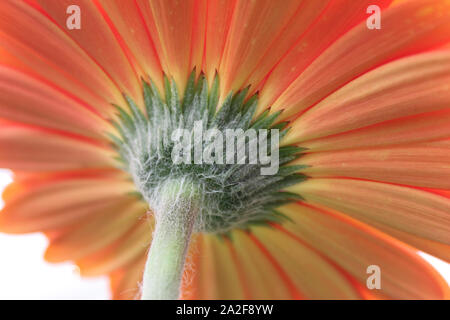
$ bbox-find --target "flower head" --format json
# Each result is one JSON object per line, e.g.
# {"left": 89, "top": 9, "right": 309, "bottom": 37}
{"left": 0, "top": 0, "right": 450, "bottom": 299}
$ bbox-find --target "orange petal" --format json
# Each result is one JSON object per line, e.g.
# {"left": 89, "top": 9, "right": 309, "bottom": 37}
{"left": 192, "top": 234, "right": 221, "bottom": 299}
{"left": 422, "top": 138, "right": 450, "bottom": 148}
{"left": 76, "top": 219, "right": 152, "bottom": 276}
{"left": 237, "top": 0, "right": 331, "bottom": 95}
{"left": 288, "top": 179, "right": 450, "bottom": 245}
{"left": 45, "top": 200, "right": 147, "bottom": 262}
{"left": 0, "top": 0, "right": 122, "bottom": 115}
{"left": 219, "top": 231, "right": 293, "bottom": 299}
{"left": 202, "top": 0, "right": 236, "bottom": 82}
{"left": 279, "top": 203, "right": 450, "bottom": 299}
{"left": 270, "top": 0, "right": 450, "bottom": 119}
{"left": 0, "top": 122, "right": 115, "bottom": 171}
{"left": 285, "top": 50, "right": 450, "bottom": 143}
{"left": 0, "top": 43, "right": 30, "bottom": 70}
{"left": 251, "top": 226, "right": 361, "bottom": 299}
{"left": 97, "top": 0, "right": 164, "bottom": 91}
{"left": 0, "top": 66, "right": 110, "bottom": 138}
{"left": 110, "top": 255, "right": 146, "bottom": 300}
{"left": 189, "top": 232, "right": 299, "bottom": 299}
{"left": 296, "top": 146, "right": 450, "bottom": 189}
{"left": 364, "top": 221, "right": 450, "bottom": 264}
{"left": 218, "top": 0, "right": 329, "bottom": 95}
{"left": 179, "top": 233, "right": 203, "bottom": 299}
{"left": 291, "top": 109, "right": 450, "bottom": 151}
{"left": 36, "top": 0, "right": 142, "bottom": 101}
{"left": 0, "top": 170, "right": 134, "bottom": 233}
{"left": 257, "top": 0, "right": 393, "bottom": 114}
{"left": 193, "top": 235, "right": 247, "bottom": 299}
{"left": 135, "top": 0, "right": 206, "bottom": 93}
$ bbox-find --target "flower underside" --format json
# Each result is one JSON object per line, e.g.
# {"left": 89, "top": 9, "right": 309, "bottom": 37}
{"left": 110, "top": 70, "right": 307, "bottom": 234}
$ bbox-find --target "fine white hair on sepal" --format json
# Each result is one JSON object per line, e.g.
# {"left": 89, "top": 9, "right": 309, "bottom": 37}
{"left": 109, "top": 71, "right": 308, "bottom": 234}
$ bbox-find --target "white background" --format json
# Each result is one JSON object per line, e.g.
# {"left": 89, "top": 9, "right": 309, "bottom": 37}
{"left": 0, "top": 169, "right": 109, "bottom": 299}
{"left": 0, "top": 168, "right": 448, "bottom": 299}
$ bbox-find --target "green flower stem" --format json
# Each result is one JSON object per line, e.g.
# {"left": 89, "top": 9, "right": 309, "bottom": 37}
{"left": 141, "top": 180, "right": 199, "bottom": 300}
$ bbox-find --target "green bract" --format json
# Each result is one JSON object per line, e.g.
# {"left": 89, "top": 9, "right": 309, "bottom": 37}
{"left": 109, "top": 71, "right": 307, "bottom": 234}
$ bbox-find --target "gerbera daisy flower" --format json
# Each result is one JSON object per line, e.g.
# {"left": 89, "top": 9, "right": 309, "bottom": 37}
{"left": 0, "top": 0, "right": 450, "bottom": 300}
